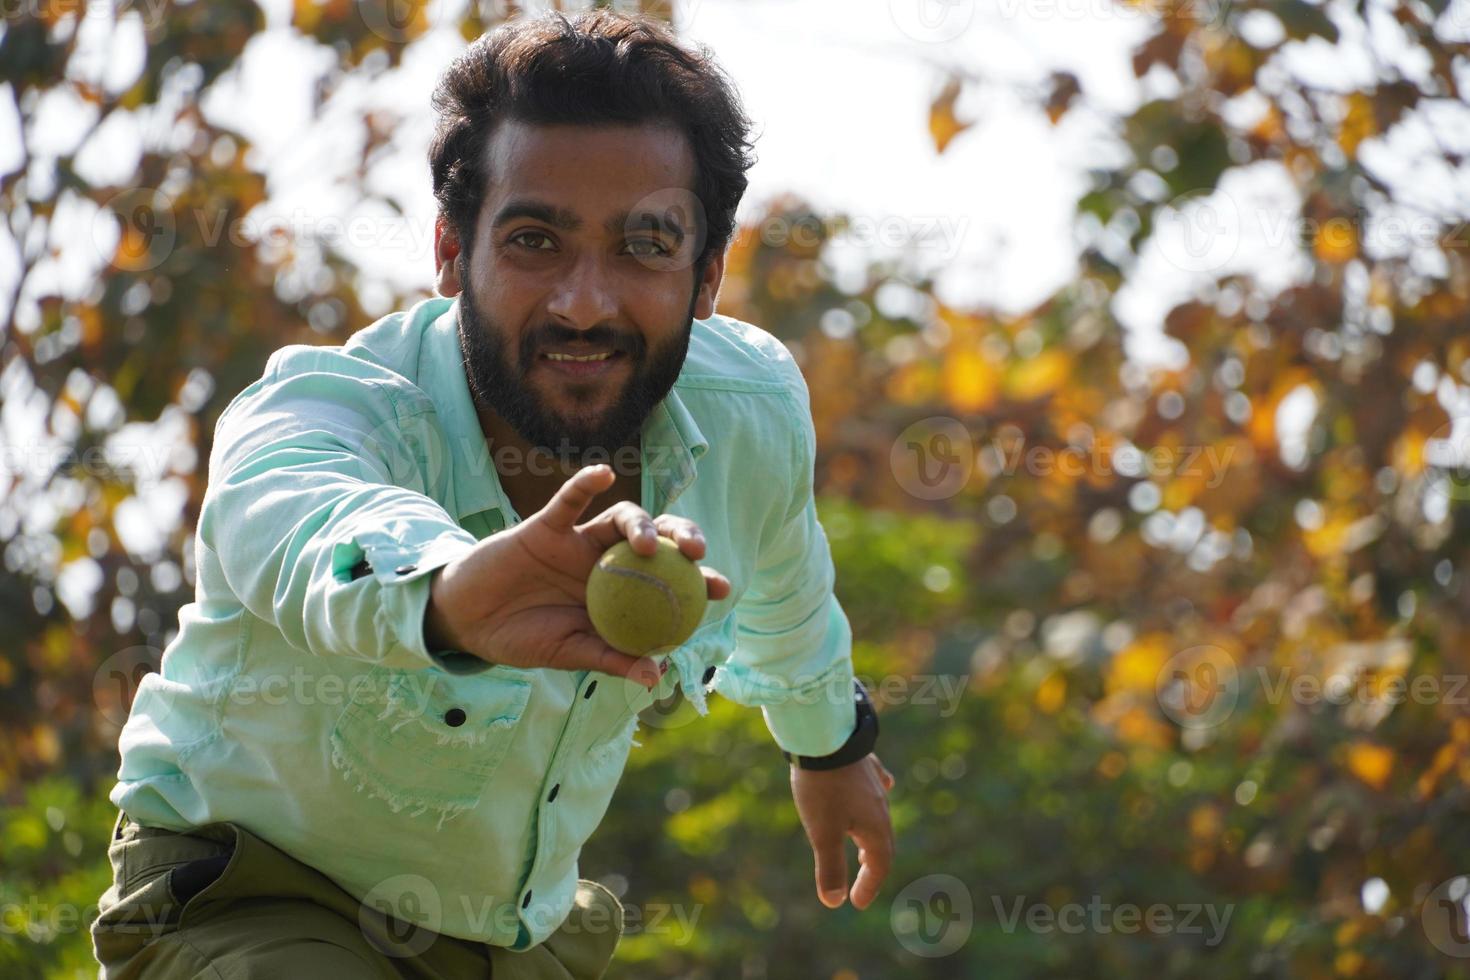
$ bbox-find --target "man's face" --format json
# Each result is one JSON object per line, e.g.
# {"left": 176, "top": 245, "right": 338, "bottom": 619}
{"left": 440, "top": 119, "right": 720, "bottom": 463}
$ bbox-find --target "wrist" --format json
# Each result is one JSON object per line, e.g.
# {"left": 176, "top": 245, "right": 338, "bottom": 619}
{"left": 423, "top": 566, "right": 461, "bottom": 654}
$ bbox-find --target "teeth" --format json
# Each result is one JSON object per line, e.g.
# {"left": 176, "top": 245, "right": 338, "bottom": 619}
{"left": 545, "top": 352, "right": 614, "bottom": 362}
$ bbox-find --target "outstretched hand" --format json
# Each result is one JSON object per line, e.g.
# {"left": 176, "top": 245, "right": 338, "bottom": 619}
{"left": 424, "top": 464, "right": 731, "bottom": 687}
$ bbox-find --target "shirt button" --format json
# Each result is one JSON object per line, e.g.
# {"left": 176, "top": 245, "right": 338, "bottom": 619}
{"left": 583, "top": 680, "right": 597, "bottom": 699}
{"left": 444, "top": 707, "right": 466, "bottom": 727}
{"left": 547, "top": 783, "right": 560, "bottom": 802}
{"left": 395, "top": 563, "right": 418, "bottom": 575}
{"left": 522, "top": 890, "right": 532, "bottom": 909}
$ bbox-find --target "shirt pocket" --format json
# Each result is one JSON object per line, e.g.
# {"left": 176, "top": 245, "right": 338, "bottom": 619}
{"left": 329, "top": 663, "right": 533, "bottom": 828}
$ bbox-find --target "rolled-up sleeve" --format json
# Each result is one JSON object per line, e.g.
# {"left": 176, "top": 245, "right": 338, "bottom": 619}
{"left": 717, "top": 357, "right": 857, "bottom": 757}
{"left": 199, "top": 350, "right": 481, "bottom": 672}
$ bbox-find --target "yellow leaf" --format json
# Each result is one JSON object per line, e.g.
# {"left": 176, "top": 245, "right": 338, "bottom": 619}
{"left": 1338, "top": 92, "right": 1376, "bottom": 158}
{"left": 1391, "top": 428, "right": 1427, "bottom": 478}
{"left": 1313, "top": 218, "right": 1358, "bottom": 263}
{"left": 943, "top": 348, "right": 999, "bottom": 412}
{"left": 1107, "top": 633, "right": 1172, "bottom": 695}
{"left": 1006, "top": 349, "right": 1072, "bottom": 401}
{"left": 1036, "top": 673, "right": 1067, "bottom": 714}
{"left": 1346, "top": 742, "right": 1393, "bottom": 790}
{"left": 928, "top": 76, "right": 972, "bottom": 154}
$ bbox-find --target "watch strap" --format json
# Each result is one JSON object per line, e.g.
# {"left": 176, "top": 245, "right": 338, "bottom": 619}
{"left": 781, "top": 678, "right": 878, "bottom": 770}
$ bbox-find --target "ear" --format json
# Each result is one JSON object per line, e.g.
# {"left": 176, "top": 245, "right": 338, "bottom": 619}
{"left": 434, "top": 215, "right": 463, "bottom": 297}
{"left": 692, "top": 249, "right": 725, "bottom": 321}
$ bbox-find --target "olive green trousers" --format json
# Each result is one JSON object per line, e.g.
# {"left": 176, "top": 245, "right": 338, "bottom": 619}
{"left": 90, "top": 809, "right": 623, "bottom": 979}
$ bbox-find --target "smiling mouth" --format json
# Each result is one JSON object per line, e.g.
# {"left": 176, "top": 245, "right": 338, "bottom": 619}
{"left": 537, "top": 349, "right": 628, "bottom": 379}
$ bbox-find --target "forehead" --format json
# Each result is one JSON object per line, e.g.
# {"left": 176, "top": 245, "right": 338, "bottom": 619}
{"left": 480, "top": 119, "right": 695, "bottom": 216}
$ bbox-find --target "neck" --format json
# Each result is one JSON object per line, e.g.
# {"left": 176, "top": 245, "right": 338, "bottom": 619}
{"left": 470, "top": 389, "right": 642, "bottom": 519}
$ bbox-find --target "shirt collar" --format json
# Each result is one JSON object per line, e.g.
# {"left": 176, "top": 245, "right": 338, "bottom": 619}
{"left": 421, "top": 296, "right": 709, "bottom": 523}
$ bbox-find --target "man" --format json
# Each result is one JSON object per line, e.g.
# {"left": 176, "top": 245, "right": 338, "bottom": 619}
{"left": 91, "top": 10, "right": 895, "bottom": 978}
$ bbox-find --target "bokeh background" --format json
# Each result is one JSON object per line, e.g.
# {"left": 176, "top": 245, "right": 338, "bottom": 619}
{"left": 4, "top": 0, "right": 1470, "bottom": 977}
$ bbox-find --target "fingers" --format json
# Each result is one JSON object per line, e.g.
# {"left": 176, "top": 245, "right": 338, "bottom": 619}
{"left": 847, "top": 823, "right": 894, "bottom": 911}
{"left": 582, "top": 502, "right": 722, "bottom": 575}
{"left": 702, "top": 566, "right": 731, "bottom": 601}
{"left": 578, "top": 500, "right": 658, "bottom": 555}
{"left": 811, "top": 833, "right": 849, "bottom": 909}
{"left": 537, "top": 464, "right": 617, "bottom": 532}
{"left": 550, "top": 629, "right": 664, "bottom": 689}
{"left": 652, "top": 514, "right": 706, "bottom": 560}
{"left": 873, "top": 755, "right": 896, "bottom": 792}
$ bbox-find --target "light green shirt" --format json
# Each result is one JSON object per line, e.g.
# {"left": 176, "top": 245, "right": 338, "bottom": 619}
{"left": 110, "top": 294, "right": 857, "bottom": 949}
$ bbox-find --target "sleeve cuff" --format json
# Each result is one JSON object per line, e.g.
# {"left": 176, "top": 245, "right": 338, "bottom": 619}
{"left": 759, "top": 659, "right": 858, "bottom": 757}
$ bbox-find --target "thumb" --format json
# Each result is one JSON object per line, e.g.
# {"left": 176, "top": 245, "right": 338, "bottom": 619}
{"left": 811, "top": 832, "right": 849, "bottom": 908}
{"left": 534, "top": 464, "right": 615, "bottom": 533}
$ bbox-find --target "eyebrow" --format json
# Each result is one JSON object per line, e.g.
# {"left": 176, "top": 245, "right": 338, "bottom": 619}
{"left": 489, "top": 197, "right": 688, "bottom": 242}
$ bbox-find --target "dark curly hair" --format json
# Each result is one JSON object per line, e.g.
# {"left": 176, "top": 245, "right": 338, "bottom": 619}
{"left": 428, "top": 9, "right": 757, "bottom": 280}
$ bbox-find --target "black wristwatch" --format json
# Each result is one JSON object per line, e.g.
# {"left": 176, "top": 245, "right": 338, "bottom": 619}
{"left": 781, "top": 678, "right": 879, "bottom": 770}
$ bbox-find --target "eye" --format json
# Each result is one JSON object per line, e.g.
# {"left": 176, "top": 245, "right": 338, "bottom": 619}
{"left": 625, "top": 239, "right": 672, "bottom": 258}
{"left": 510, "top": 231, "right": 555, "bottom": 252}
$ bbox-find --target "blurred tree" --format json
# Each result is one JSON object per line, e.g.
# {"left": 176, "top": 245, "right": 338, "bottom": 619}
{"left": 2, "top": 0, "right": 1469, "bottom": 978}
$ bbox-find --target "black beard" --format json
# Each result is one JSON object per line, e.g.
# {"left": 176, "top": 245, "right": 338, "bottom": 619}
{"left": 455, "top": 281, "right": 698, "bottom": 468}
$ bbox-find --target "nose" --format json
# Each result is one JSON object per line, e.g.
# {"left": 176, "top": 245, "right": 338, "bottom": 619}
{"left": 545, "top": 251, "right": 618, "bottom": 330}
